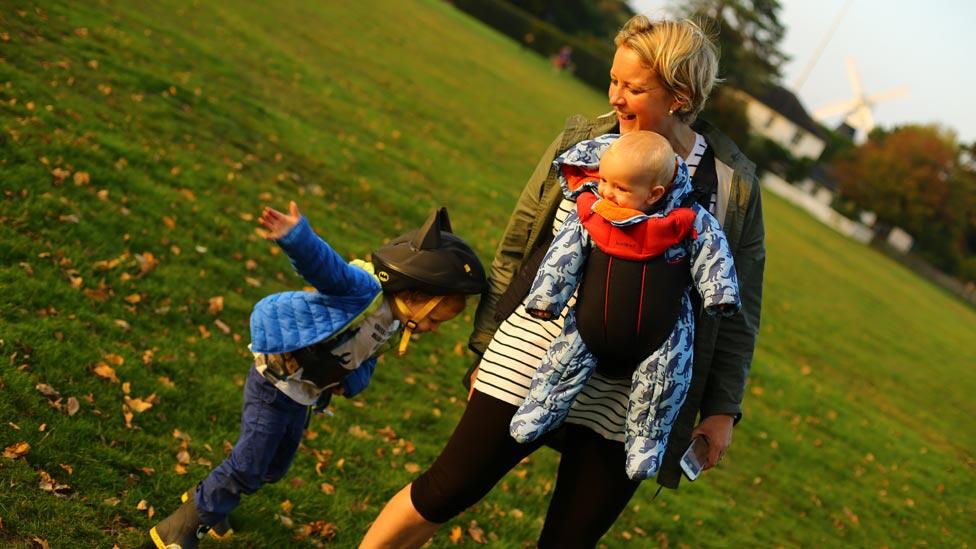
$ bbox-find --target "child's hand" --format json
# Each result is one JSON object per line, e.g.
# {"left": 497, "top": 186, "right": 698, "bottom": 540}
{"left": 259, "top": 201, "right": 301, "bottom": 240}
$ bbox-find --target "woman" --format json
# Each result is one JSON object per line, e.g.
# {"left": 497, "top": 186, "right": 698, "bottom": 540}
{"left": 362, "top": 14, "right": 765, "bottom": 548}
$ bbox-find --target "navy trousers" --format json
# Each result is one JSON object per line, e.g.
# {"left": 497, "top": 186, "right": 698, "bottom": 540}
{"left": 195, "top": 365, "right": 308, "bottom": 525}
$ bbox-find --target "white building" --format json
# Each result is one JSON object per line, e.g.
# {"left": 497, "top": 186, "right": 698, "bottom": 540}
{"left": 735, "top": 85, "right": 827, "bottom": 161}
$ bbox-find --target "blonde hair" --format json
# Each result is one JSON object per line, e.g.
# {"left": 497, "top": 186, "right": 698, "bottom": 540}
{"left": 603, "top": 131, "right": 676, "bottom": 190}
{"left": 614, "top": 15, "right": 720, "bottom": 123}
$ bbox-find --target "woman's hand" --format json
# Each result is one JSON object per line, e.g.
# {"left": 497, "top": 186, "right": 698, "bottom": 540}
{"left": 691, "top": 414, "right": 734, "bottom": 471}
{"left": 259, "top": 201, "right": 301, "bottom": 240}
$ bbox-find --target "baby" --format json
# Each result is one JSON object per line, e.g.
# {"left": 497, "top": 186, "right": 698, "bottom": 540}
{"left": 509, "top": 131, "right": 740, "bottom": 480}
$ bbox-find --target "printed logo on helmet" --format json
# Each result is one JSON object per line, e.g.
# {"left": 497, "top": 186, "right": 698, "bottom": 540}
{"left": 377, "top": 271, "right": 390, "bottom": 282}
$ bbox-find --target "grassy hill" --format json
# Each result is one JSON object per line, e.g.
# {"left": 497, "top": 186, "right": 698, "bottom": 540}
{"left": 1, "top": 1, "right": 973, "bottom": 547}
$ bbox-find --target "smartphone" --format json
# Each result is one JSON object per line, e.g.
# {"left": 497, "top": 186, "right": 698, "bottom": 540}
{"left": 680, "top": 436, "right": 709, "bottom": 481}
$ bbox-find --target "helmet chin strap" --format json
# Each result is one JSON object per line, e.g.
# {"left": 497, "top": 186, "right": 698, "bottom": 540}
{"left": 393, "top": 295, "right": 445, "bottom": 356}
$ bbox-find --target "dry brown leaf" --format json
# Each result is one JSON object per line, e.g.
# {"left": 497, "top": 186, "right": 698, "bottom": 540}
{"left": 122, "top": 404, "right": 134, "bottom": 429}
{"left": 135, "top": 252, "right": 158, "bottom": 275}
{"left": 32, "top": 537, "right": 49, "bottom": 549}
{"left": 124, "top": 293, "right": 141, "bottom": 304}
{"left": 449, "top": 525, "right": 463, "bottom": 544}
{"left": 174, "top": 463, "right": 188, "bottom": 475}
{"left": 51, "top": 167, "right": 71, "bottom": 183}
{"left": 348, "top": 425, "right": 373, "bottom": 440}
{"left": 320, "top": 482, "right": 335, "bottom": 495}
{"left": 3, "top": 441, "right": 30, "bottom": 459}
{"left": 114, "top": 319, "right": 131, "bottom": 331}
{"left": 66, "top": 396, "right": 80, "bottom": 416}
{"left": 213, "top": 319, "right": 231, "bottom": 334}
{"left": 404, "top": 463, "right": 421, "bottom": 474}
{"left": 103, "top": 497, "right": 121, "bottom": 506}
{"left": 38, "top": 469, "right": 71, "bottom": 495}
{"left": 121, "top": 382, "right": 131, "bottom": 395}
{"left": 173, "top": 428, "right": 191, "bottom": 441}
{"left": 467, "top": 521, "right": 487, "bottom": 544}
{"left": 176, "top": 449, "right": 191, "bottom": 465}
{"left": 158, "top": 376, "right": 175, "bottom": 389}
{"left": 140, "top": 467, "right": 155, "bottom": 476}
{"left": 136, "top": 499, "right": 148, "bottom": 510}
{"left": 207, "top": 296, "right": 224, "bottom": 315}
{"left": 280, "top": 499, "right": 293, "bottom": 515}
{"left": 93, "top": 362, "right": 119, "bottom": 383}
{"left": 376, "top": 426, "right": 397, "bottom": 441}
{"left": 35, "top": 383, "right": 61, "bottom": 399}
{"left": 124, "top": 396, "right": 154, "bottom": 413}
{"left": 73, "top": 171, "right": 90, "bottom": 185}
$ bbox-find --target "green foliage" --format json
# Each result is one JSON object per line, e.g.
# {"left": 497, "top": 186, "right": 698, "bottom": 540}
{"left": 1, "top": 1, "right": 974, "bottom": 548}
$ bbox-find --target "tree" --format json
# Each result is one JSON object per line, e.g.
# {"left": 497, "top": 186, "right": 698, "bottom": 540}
{"left": 830, "top": 125, "right": 976, "bottom": 280}
{"left": 677, "top": 0, "right": 789, "bottom": 95}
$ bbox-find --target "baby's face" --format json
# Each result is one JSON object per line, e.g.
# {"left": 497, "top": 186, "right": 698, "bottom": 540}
{"left": 597, "top": 151, "right": 664, "bottom": 211}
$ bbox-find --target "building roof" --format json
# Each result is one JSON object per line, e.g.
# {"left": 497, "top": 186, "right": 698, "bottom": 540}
{"left": 754, "top": 84, "right": 828, "bottom": 141}
{"left": 808, "top": 162, "right": 838, "bottom": 191}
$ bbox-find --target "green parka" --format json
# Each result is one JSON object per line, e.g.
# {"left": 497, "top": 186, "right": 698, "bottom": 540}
{"left": 468, "top": 112, "right": 765, "bottom": 489}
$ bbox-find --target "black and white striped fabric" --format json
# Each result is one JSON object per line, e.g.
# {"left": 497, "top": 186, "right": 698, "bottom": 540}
{"left": 474, "top": 133, "right": 712, "bottom": 441}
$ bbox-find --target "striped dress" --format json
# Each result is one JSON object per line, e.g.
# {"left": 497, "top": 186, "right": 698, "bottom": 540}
{"left": 474, "top": 133, "right": 712, "bottom": 441}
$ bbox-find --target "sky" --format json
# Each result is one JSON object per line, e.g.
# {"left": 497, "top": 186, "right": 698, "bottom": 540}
{"left": 629, "top": 0, "right": 976, "bottom": 143}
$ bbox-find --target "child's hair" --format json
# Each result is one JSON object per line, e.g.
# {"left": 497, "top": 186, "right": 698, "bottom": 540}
{"left": 604, "top": 131, "right": 677, "bottom": 190}
{"left": 371, "top": 208, "right": 487, "bottom": 296}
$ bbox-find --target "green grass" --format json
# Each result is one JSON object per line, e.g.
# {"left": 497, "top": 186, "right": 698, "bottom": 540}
{"left": 1, "top": 1, "right": 973, "bottom": 547}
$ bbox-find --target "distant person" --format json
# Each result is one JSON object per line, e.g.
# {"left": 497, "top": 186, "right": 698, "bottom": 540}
{"left": 553, "top": 45, "right": 573, "bottom": 72}
{"left": 363, "top": 14, "right": 765, "bottom": 549}
{"left": 148, "top": 204, "right": 486, "bottom": 549}
{"left": 511, "top": 130, "right": 740, "bottom": 480}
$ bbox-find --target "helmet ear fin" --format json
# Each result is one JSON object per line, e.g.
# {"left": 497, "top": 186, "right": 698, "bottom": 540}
{"left": 411, "top": 207, "right": 452, "bottom": 250}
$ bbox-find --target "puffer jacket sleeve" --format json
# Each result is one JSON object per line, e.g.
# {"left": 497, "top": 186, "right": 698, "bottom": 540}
{"left": 341, "top": 357, "right": 376, "bottom": 398}
{"left": 524, "top": 210, "right": 588, "bottom": 317}
{"left": 276, "top": 216, "right": 378, "bottom": 296}
{"left": 690, "top": 205, "right": 740, "bottom": 315}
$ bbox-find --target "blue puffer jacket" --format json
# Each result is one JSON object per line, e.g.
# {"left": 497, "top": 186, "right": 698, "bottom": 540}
{"left": 250, "top": 216, "right": 383, "bottom": 397}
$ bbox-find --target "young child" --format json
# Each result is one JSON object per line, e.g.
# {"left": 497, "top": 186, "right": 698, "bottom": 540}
{"left": 149, "top": 203, "right": 486, "bottom": 548}
{"left": 509, "top": 131, "right": 740, "bottom": 480}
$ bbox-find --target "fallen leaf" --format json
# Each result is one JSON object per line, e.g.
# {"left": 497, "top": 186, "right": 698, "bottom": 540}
{"left": 348, "top": 425, "right": 373, "bottom": 440}
{"left": 135, "top": 252, "right": 158, "bottom": 275}
{"left": 73, "top": 172, "right": 90, "bottom": 185}
{"left": 32, "top": 538, "right": 49, "bottom": 549}
{"left": 174, "top": 463, "right": 188, "bottom": 475}
{"left": 468, "top": 521, "right": 487, "bottom": 544}
{"left": 158, "top": 376, "right": 175, "bottom": 389}
{"left": 449, "top": 525, "right": 463, "bottom": 544}
{"left": 124, "top": 396, "right": 154, "bottom": 413}
{"left": 124, "top": 293, "right": 141, "bottom": 304}
{"left": 320, "top": 482, "right": 335, "bottom": 495}
{"left": 207, "top": 296, "right": 224, "bottom": 315}
{"left": 66, "top": 397, "right": 80, "bottom": 416}
{"left": 3, "top": 441, "right": 30, "bottom": 459}
{"left": 281, "top": 500, "right": 293, "bottom": 515}
{"left": 37, "top": 469, "right": 71, "bottom": 495}
{"left": 103, "top": 497, "right": 121, "bottom": 506}
{"left": 122, "top": 404, "right": 134, "bottom": 429}
{"left": 136, "top": 500, "right": 148, "bottom": 510}
{"left": 404, "top": 463, "right": 421, "bottom": 474}
{"left": 114, "top": 319, "right": 131, "bottom": 331}
{"left": 176, "top": 449, "right": 191, "bottom": 465}
{"left": 92, "top": 362, "right": 119, "bottom": 383}
{"left": 213, "top": 319, "right": 231, "bottom": 334}
{"left": 121, "top": 382, "right": 131, "bottom": 395}
{"left": 35, "top": 383, "right": 61, "bottom": 399}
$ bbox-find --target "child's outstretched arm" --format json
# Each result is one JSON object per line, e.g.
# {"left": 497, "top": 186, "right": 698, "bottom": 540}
{"left": 259, "top": 200, "right": 301, "bottom": 240}
{"left": 258, "top": 201, "right": 378, "bottom": 297}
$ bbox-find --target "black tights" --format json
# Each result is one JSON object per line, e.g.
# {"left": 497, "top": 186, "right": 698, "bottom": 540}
{"left": 410, "top": 390, "right": 641, "bottom": 548}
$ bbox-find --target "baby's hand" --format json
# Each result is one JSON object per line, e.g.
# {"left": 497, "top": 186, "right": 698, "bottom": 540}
{"left": 527, "top": 309, "right": 555, "bottom": 320}
{"left": 259, "top": 201, "right": 301, "bottom": 240}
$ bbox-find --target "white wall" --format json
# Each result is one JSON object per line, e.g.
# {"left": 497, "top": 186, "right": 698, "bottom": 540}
{"left": 761, "top": 173, "right": 875, "bottom": 244}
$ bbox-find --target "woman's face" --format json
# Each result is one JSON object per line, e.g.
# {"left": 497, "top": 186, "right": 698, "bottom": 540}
{"left": 608, "top": 46, "right": 679, "bottom": 135}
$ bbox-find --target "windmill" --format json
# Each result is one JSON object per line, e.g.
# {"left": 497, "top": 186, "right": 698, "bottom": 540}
{"left": 811, "top": 57, "right": 909, "bottom": 142}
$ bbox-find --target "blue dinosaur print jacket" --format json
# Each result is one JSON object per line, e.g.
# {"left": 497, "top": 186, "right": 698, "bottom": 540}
{"left": 509, "top": 134, "right": 740, "bottom": 479}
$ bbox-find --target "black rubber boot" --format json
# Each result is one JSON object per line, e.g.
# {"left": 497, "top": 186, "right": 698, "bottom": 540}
{"left": 181, "top": 489, "right": 234, "bottom": 540}
{"left": 148, "top": 496, "right": 210, "bottom": 549}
